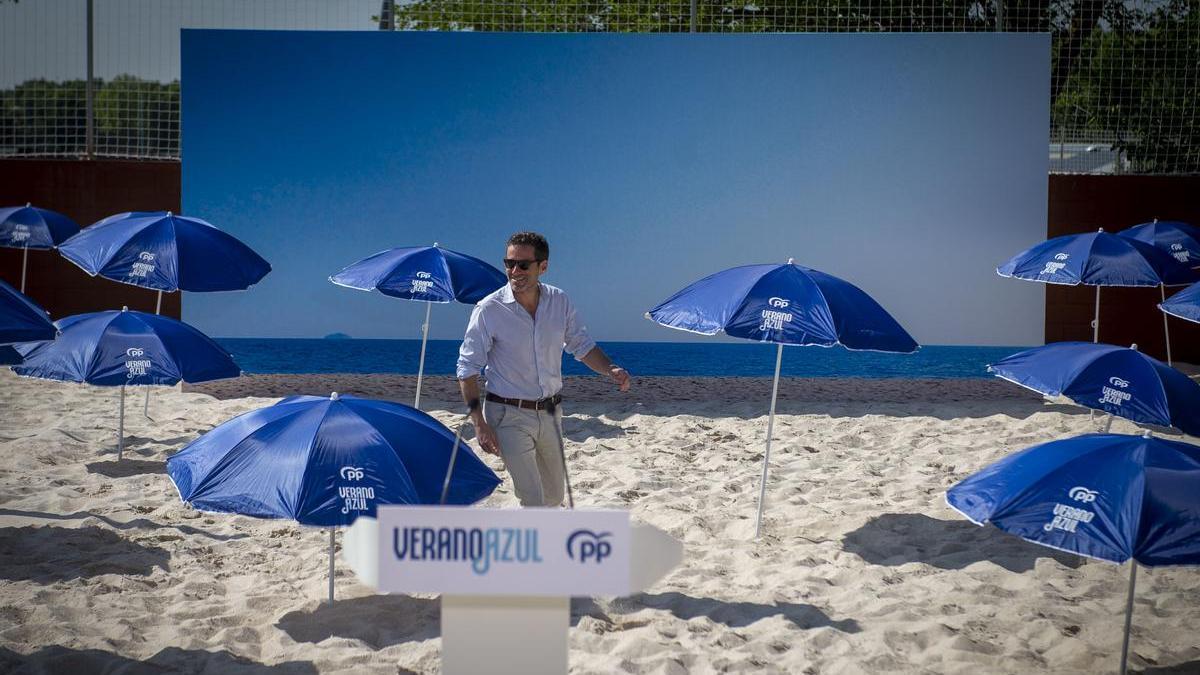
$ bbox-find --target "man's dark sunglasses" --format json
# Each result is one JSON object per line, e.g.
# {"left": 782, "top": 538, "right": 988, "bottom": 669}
{"left": 503, "top": 258, "right": 543, "bottom": 271}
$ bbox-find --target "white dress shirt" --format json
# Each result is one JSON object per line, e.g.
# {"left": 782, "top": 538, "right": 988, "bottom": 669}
{"left": 456, "top": 283, "right": 596, "bottom": 400}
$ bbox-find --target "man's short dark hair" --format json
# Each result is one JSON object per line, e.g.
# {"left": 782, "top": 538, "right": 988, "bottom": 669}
{"left": 507, "top": 231, "right": 549, "bottom": 261}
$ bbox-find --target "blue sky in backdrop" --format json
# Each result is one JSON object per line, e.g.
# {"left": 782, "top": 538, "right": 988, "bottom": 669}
{"left": 182, "top": 31, "right": 1049, "bottom": 344}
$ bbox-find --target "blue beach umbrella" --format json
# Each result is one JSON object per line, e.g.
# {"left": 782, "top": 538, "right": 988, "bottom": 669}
{"left": 330, "top": 244, "right": 506, "bottom": 408}
{"left": 0, "top": 279, "right": 55, "bottom": 344}
{"left": 947, "top": 432, "right": 1200, "bottom": 674}
{"left": 1159, "top": 280, "right": 1200, "bottom": 324}
{"left": 997, "top": 228, "right": 1197, "bottom": 364}
{"left": 0, "top": 203, "right": 81, "bottom": 292}
{"left": 167, "top": 392, "right": 501, "bottom": 602}
{"left": 59, "top": 210, "right": 269, "bottom": 415}
{"left": 988, "top": 342, "right": 1200, "bottom": 435}
{"left": 646, "top": 259, "right": 919, "bottom": 536}
{"left": 1119, "top": 219, "right": 1200, "bottom": 268}
{"left": 59, "top": 210, "right": 272, "bottom": 307}
{"left": 12, "top": 307, "right": 240, "bottom": 459}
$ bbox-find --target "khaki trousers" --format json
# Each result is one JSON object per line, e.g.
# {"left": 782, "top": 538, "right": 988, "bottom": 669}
{"left": 483, "top": 399, "right": 566, "bottom": 507}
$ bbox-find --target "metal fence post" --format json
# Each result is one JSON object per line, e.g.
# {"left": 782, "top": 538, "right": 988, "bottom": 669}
{"left": 690, "top": 0, "right": 697, "bottom": 32}
{"left": 85, "top": 0, "right": 94, "bottom": 158}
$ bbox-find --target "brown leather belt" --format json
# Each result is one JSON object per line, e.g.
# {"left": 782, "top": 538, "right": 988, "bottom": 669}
{"left": 485, "top": 392, "right": 562, "bottom": 411}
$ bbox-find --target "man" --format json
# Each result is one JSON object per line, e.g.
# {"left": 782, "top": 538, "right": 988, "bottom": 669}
{"left": 457, "top": 231, "right": 631, "bottom": 507}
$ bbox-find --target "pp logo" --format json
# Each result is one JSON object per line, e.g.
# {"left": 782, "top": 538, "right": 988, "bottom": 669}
{"left": 1069, "top": 486, "right": 1098, "bottom": 503}
{"left": 126, "top": 347, "right": 145, "bottom": 357}
{"left": 1172, "top": 244, "right": 1184, "bottom": 251}
{"left": 138, "top": 251, "right": 156, "bottom": 262}
{"left": 1054, "top": 253, "right": 1070, "bottom": 261}
{"left": 768, "top": 297, "right": 790, "bottom": 309}
{"left": 410, "top": 271, "right": 435, "bottom": 294}
{"left": 1109, "top": 376, "right": 1130, "bottom": 388}
{"left": 566, "top": 529, "right": 612, "bottom": 564}
{"left": 339, "top": 466, "right": 364, "bottom": 481}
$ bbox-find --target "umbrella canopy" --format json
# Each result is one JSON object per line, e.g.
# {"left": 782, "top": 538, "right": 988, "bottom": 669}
{"left": 997, "top": 228, "right": 1197, "bottom": 287}
{"left": 330, "top": 244, "right": 506, "bottom": 408}
{"left": 0, "top": 204, "right": 80, "bottom": 250}
{"left": 646, "top": 262, "right": 919, "bottom": 353}
{"left": 13, "top": 308, "right": 239, "bottom": 386}
{"left": 330, "top": 244, "right": 505, "bottom": 304}
{"left": 1119, "top": 219, "right": 1200, "bottom": 268}
{"left": 58, "top": 211, "right": 271, "bottom": 293}
{"left": 647, "top": 260, "right": 918, "bottom": 538}
{"left": 1159, "top": 280, "right": 1200, "bottom": 324}
{"left": 0, "top": 279, "right": 55, "bottom": 344}
{"left": 12, "top": 307, "right": 239, "bottom": 461}
{"left": 0, "top": 204, "right": 82, "bottom": 292}
{"left": 167, "top": 393, "right": 501, "bottom": 526}
{"left": 947, "top": 432, "right": 1200, "bottom": 566}
{"left": 988, "top": 342, "right": 1200, "bottom": 435}
{"left": 998, "top": 228, "right": 1198, "bottom": 361}
{"left": 947, "top": 432, "right": 1200, "bottom": 674}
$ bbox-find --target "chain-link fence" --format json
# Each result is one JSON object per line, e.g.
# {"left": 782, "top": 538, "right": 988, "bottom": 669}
{"left": 2, "top": 0, "right": 1197, "bottom": 173}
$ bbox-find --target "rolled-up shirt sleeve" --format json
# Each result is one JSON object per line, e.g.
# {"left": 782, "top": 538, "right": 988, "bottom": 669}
{"left": 562, "top": 295, "right": 596, "bottom": 361}
{"left": 456, "top": 304, "right": 491, "bottom": 379}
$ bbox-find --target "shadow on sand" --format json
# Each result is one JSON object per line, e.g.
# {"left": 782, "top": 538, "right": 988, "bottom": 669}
{"left": 0, "top": 646, "right": 316, "bottom": 674}
{"left": 0, "top": 508, "right": 247, "bottom": 542}
{"left": 276, "top": 595, "right": 440, "bottom": 649}
{"left": 842, "top": 513, "right": 1084, "bottom": 573}
{"left": 1136, "top": 661, "right": 1200, "bottom": 674}
{"left": 85, "top": 459, "right": 165, "bottom": 478}
{"left": 603, "top": 592, "right": 860, "bottom": 632}
{"left": 0, "top": 525, "right": 170, "bottom": 583}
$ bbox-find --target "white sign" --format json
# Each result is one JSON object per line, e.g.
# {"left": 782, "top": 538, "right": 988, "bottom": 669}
{"left": 374, "top": 506, "right": 631, "bottom": 596}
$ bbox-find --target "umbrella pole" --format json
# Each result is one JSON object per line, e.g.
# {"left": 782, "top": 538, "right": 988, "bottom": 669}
{"left": 1119, "top": 561, "right": 1138, "bottom": 675}
{"left": 1090, "top": 286, "right": 1100, "bottom": 424}
{"left": 328, "top": 528, "right": 336, "bottom": 605}
{"left": 144, "top": 290, "right": 162, "bottom": 417}
{"left": 754, "top": 343, "right": 784, "bottom": 539}
{"left": 1161, "top": 284, "right": 1172, "bottom": 366}
{"left": 117, "top": 384, "right": 125, "bottom": 460}
{"left": 439, "top": 422, "right": 465, "bottom": 505}
{"left": 20, "top": 247, "right": 28, "bottom": 293}
{"left": 414, "top": 301, "right": 432, "bottom": 409}
{"left": 1104, "top": 414, "right": 1114, "bottom": 433}
{"left": 548, "top": 402, "right": 575, "bottom": 509}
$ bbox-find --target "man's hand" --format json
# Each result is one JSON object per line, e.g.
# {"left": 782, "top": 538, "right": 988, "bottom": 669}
{"left": 609, "top": 366, "right": 631, "bottom": 392}
{"left": 474, "top": 419, "right": 501, "bottom": 456}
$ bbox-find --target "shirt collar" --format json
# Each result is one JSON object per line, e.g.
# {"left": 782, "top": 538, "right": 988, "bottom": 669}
{"left": 498, "top": 282, "right": 543, "bottom": 305}
{"left": 498, "top": 283, "right": 517, "bottom": 304}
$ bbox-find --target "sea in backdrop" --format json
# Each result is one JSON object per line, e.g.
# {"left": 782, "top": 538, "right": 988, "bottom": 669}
{"left": 215, "top": 339, "right": 1031, "bottom": 379}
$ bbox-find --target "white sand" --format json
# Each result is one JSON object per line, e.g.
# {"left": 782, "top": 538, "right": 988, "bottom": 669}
{"left": 1, "top": 369, "right": 1198, "bottom": 673}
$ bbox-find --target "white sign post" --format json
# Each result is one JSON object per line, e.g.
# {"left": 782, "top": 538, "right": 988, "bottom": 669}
{"left": 343, "top": 507, "right": 682, "bottom": 675}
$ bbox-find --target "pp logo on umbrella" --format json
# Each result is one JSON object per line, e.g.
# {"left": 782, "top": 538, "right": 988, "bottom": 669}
{"left": 411, "top": 271, "right": 435, "bottom": 294}
{"left": 124, "top": 347, "right": 151, "bottom": 378}
{"left": 1069, "top": 486, "right": 1098, "bottom": 503}
{"left": 129, "top": 251, "right": 156, "bottom": 278}
{"left": 1100, "top": 376, "right": 1133, "bottom": 406}
{"left": 760, "top": 297, "right": 794, "bottom": 332}
{"left": 1039, "top": 252, "right": 1070, "bottom": 276}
